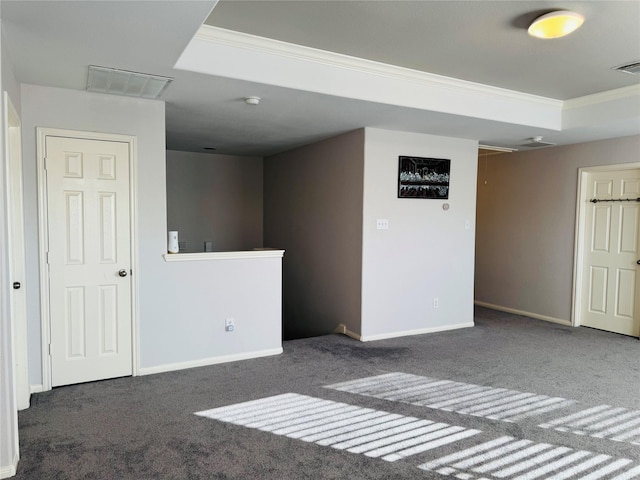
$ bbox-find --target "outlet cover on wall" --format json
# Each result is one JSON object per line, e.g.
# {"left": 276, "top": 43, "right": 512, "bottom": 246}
{"left": 376, "top": 219, "right": 389, "bottom": 230}
{"left": 225, "top": 318, "right": 235, "bottom": 332}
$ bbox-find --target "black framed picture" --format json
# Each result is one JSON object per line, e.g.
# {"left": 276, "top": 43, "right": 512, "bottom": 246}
{"left": 398, "top": 156, "right": 450, "bottom": 199}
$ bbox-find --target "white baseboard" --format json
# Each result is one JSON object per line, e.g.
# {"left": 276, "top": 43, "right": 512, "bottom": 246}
{"left": 474, "top": 301, "right": 572, "bottom": 326}
{"left": 360, "top": 322, "right": 475, "bottom": 342}
{"left": 0, "top": 453, "right": 18, "bottom": 479}
{"left": 138, "top": 348, "right": 284, "bottom": 376}
{"left": 333, "top": 324, "right": 362, "bottom": 341}
{"left": 29, "top": 384, "right": 43, "bottom": 394}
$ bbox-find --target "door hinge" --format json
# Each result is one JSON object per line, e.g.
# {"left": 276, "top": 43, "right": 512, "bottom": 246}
{"left": 44, "top": 157, "right": 48, "bottom": 170}
{"left": 48, "top": 343, "right": 51, "bottom": 356}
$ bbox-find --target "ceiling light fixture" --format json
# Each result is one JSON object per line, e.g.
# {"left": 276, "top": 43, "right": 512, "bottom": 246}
{"left": 527, "top": 10, "right": 584, "bottom": 39}
{"left": 245, "top": 96, "right": 261, "bottom": 105}
{"left": 87, "top": 65, "right": 173, "bottom": 99}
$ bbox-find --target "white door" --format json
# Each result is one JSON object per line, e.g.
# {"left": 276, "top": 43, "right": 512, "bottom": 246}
{"left": 581, "top": 169, "right": 640, "bottom": 337}
{"left": 5, "top": 93, "right": 29, "bottom": 408}
{"left": 45, "top": 135, "right": 133, "bottom": 387}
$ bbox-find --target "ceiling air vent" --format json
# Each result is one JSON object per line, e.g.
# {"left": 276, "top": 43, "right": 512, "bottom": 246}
{"left": 519, "top": 136, "right": 556, "bottom": 148}
{"left": 87, "top": 66, "right": 173, "bottom": 99}
{"left": 613, "top": 61, "right": 640, "bottom": 76}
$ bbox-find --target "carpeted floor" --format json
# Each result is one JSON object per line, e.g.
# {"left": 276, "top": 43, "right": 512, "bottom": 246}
{"left": 14, "top": 307, "right": 640, "bottom": 479}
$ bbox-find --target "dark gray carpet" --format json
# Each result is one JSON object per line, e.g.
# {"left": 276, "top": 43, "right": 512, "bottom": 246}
{"left": 14, "top": 307, "right": 640, "bottom": 479}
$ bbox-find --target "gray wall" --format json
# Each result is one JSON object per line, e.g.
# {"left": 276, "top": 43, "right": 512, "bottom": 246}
{"left": 475, "top": 134, "right": 640, "bottom": 321}
{"left": 166, "top": 150, "right": 263, "bottom": 252}
{"left": 361, "top": 128, "right": 478, "bottom": 339}
{"left": 0, "top": 19, "right": 21, "bottom": 477}
{"left": 264, "top": 130, "right": 365, "bottom": 339}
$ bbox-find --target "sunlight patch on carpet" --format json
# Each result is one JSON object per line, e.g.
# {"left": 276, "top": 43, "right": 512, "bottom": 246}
{"left": 326, "top": 372, "right": 575, "bottom": 423}
{"left": 195, "top": 393, "right": 480, "bottom": 462}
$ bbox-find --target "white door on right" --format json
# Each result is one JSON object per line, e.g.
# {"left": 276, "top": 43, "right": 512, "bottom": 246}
{"left": 581, "top": 169, "right": 640, "bottom": 337}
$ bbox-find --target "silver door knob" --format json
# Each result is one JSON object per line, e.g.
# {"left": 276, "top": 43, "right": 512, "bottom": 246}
{"left": 118, "top": 269, "right": 128, "bottom": 277}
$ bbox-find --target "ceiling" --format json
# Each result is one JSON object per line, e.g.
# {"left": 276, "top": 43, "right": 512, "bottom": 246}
{"left": 2, "top": 1, "right": 639, "bottom": 157}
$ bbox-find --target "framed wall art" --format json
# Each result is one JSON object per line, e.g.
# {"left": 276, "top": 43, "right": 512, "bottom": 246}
{"left": 398, "top": 156, "right": 450, "bottom": 199}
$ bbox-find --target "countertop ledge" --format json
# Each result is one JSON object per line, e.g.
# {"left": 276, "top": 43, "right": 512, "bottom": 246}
{"left": 163, "top": 250, "right": 285, "bottom": 262}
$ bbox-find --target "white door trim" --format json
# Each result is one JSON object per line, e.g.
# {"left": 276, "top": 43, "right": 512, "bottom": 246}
{"left": 37, "top": 128, "right": 139, "bottom": 391}
{"left": 571, "top": 162, "right": 640, "bottom": 328}
{"left": 4, "top": 92, "right": 29, "bottom": 411}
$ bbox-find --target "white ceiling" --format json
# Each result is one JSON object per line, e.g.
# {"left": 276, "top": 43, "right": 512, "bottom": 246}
{"left": 2, "top": 0, "right": 639, "bottom": 156}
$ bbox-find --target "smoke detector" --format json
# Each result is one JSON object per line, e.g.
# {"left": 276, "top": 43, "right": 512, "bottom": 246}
{"left": 244, "top": 96, "right": 261, "bottom": 105}
{"left": 519, "top": 136, "right": 556, "bottom": 148}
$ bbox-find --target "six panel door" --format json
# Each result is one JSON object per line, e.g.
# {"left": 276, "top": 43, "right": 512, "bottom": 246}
{"left": 581, "top": 169, "right": 640, "bottom": 337}
{"left": 46, "top": 136, "right": 133, "bottom": 387}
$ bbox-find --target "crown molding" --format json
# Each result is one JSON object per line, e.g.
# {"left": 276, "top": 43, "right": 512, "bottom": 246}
{"left": 563, "top": 84, "right": 640, "bottom": 110}
{"left": 196, "top": 25, "right": 562, "bottom": 109}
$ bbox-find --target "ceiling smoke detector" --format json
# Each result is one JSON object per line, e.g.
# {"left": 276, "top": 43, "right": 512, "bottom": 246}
{"left": 244, "top": 96, "right": 261, "bottom": 105}
{"left": 519, "top": 136, "right": 556, "bottom": 148}
{"left": 613, "top": 61, "right": 640, "bottom": 76}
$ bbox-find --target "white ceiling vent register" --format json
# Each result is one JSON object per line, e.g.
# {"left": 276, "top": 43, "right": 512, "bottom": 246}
{"left": 87, "top": 66, "right": 173, "bottom": 99}
{"left": 613, "top": 61, "right": 640, "bottom": 76}
{"left": 519, "top": 136, "right": 556, "bottom": 148}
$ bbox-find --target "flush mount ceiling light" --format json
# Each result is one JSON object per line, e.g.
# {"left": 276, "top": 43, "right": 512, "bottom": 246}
{"left": 87, "top": 66, "right": 173, "bottom": 99}
{"left": 528, "top": 10, "right": 584, "bottom": 39}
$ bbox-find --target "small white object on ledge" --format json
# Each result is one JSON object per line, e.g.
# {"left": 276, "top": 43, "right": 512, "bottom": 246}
{"left": 168, "top": 231, "right": 179, "bottom": 254}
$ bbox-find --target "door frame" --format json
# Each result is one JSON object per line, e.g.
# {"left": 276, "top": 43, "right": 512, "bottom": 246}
{"left": 572, "top": 162, "right": 640, "bottom": 329}
{"left": 4, "top": 92, "right": 29, "bottom": 410}
{"left": 37, "top": 128, "right": 139, "bottom": 391}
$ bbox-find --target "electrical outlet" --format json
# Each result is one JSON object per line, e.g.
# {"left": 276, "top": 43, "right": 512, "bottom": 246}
{"left": 433, "top": 298, "right": 439, "bottom": 309}
{"left": 225, "top": 318, "right": 235, "bottom": 332}
{"left": 376, "top": 219, "right": 389, "bottom": 230}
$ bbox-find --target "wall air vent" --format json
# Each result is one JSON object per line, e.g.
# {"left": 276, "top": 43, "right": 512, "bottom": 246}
{"left": 87, "top": 66, "right": 173, "bottom": 99}
{"left": 613, "top": 61, "right": 640, "bottom": 76}
{"left": 519, "top": 136, "right": 556, "bottom": 148}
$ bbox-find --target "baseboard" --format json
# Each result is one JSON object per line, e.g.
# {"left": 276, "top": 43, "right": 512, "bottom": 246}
{"left": 360, "top": 322, "right": 475, "bottom": 342}
{"left": 0, "top": 452, "right": 18, "bottom": 479}
{"left": 333, "top": 324, "right": 362, "bottom": 341}
{"left": 29, "top": 384, "right": 43, "bottom": 394}
{"left": 138, "top": 348, "right": 284, "bottom": 376}
{"left": 474, "top": 301, "right": 572, "bottom": 326}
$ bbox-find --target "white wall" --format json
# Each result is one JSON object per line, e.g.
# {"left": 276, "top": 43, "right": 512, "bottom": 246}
{"left": 20, "top": 84, "right": 167, "bottom": 384}
{"left": 0, "top": 18, "right": 21, "bottom": 478}
{"left": 166, "top": 150, "right": 263, "bottom": 252}
{"left": 19, "top": 84, "right": 280, "bottom": 387}
{"left": 475, "top": 135, "right": 640, "bottom": 322}
{"left": 361, "top": 128, "right": 478, "bottom": 339}
{"left": 140, "top": 255, "right": 283, "bottom": 371}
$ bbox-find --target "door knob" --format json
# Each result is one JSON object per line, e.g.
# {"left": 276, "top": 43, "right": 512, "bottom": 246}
{"left": 118, "top": 269, "right": 128, "bottom": 277}
{"left": 637, "top": 259, "right": 640, "bottom": 265}
{"left": 12, "top": 282, "right": 21, "bottom": 289}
